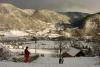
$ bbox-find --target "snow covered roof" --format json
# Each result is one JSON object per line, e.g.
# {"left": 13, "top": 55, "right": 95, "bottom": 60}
{"left": 48, "top": 34, "right": 61, "bottom": 38}
{"left": 0, "top": 43, "right": 3, "bottom": 48}
{"left": 67, "top": 47, "right": 80, "bottom": 56}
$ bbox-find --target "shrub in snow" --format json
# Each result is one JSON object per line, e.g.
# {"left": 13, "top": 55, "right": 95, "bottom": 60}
{"left": 12, "top": 54, "right": 39, "bottom": 62}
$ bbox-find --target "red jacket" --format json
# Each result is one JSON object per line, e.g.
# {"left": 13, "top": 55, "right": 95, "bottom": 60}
{"left": 24, "top": 49, "right": 30, "bottom": 57}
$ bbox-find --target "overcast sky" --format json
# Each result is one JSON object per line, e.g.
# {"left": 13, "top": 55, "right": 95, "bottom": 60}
{"left": 0, "top": 0, "right": 100, "bottom": 14}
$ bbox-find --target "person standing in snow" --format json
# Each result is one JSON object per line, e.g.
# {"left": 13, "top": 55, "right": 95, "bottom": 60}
{"left": 24, "top": 46, "right": 30, "bottom": 63}
{"left": 59, "top": 58, "right": 61, "bottom": 64}
{"left": 61, "top": 57, "right": 64, "bottom": 64}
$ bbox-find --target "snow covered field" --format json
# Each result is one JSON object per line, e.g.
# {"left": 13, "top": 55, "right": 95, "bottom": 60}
{"left": 0, "top": 54, "right": 100, "bottom": 67}
{"left": 32, "top": 56, "right": 100, "bottom": 67}
{"left": 1, "top": 47, "right": 100, "bottom": 67}
{"left": 0, "top": 48, "right": 100, "bottom": 67}
{"left": 0, "top": 30, "right": 100, "bottom": 67}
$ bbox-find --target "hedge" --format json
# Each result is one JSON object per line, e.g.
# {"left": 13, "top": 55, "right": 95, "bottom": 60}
{"left": 12, "top": 54, "right": 39, "bottom": 62}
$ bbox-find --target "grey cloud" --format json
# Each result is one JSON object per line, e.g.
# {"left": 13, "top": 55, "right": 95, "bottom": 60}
{"left": 0, "top": 0, "right": 100, "bottom": 13}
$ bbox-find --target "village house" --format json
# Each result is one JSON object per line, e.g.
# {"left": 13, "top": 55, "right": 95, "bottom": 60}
{"left": 62, "top": 47, "right": 85, "bottom": 57}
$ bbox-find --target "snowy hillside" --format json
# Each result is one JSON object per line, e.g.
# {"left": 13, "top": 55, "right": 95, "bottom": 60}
{"left": 0, "top": 3, "right": 70, "bottom": 31}
{"left": 22, "top": 9, "right": 35, "bottom": 15}
{"left": 4, "top": 30, "right": 28, "bottom": 37}
{"left": 0, "top": 30, "right": 28, "bottom": 37}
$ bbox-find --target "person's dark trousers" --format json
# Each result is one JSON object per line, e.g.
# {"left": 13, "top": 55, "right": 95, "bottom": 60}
{"left": 62, "top": 61, "right": 63, "bottom": 64}
{"left": 59, "top": 58, "right": 61, "bottom": 64}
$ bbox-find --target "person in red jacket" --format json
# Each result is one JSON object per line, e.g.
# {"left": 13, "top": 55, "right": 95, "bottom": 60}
{"left": 24, "top": 46, "right": 30, "bottom": 63}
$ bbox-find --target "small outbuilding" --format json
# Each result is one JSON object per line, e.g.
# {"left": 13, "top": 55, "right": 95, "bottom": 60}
{"left": 62, "top": 48, "right": 85, "bottom": 57}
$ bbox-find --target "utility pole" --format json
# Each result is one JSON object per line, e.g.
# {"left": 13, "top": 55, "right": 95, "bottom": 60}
{"left": 32, "top": 37, "right": 37, "bottom": 54}
{"left": 35, "top": 40, "right": 37, "bottom": 53}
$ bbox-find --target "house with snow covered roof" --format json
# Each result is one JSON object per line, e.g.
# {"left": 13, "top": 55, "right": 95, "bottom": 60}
{"left": 62, "top": 47, "right": 85, "bottom": 57}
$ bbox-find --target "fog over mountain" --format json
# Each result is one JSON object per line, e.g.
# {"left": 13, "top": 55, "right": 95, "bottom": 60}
{"left": 0, "top": 0, "right": 100, "bottom": 13}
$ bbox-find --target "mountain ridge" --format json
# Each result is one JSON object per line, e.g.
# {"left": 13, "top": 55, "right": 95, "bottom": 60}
{"left": 0, "top": 3, "right": 100, "bottom": 39}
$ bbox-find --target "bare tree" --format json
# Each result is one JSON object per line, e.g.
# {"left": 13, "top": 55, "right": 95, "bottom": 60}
{"left": 69, "top": 38, "right": 78, "bottom": 47}
{"left": 55, "top": 36, "right": 67, "bottom": 59}
{"left": 53, "top": 47, "right": 59, "bottom": 57}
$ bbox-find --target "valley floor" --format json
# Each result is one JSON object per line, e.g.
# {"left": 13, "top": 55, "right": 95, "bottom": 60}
{"left": 0, "top": 53, "right": 100, "bottom": 67}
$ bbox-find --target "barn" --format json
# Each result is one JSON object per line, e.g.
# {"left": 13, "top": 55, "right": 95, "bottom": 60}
{"left": 62, "top": 48, "right": 85, "bottom": 57}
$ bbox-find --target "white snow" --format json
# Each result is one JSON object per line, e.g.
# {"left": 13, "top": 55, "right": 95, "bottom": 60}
{"left": 0, "top": 46, "right": 100, "bottom": 67}
{"left": 22, "top": 9, "right": 35, "bottom": 15}
{"left": 0, "top": 30, "right": 100, "bottom": 67}
{"left": 1, "top": 43, "right": 100, "bottom": 67}
{"left": 67, "top": 47, "right": 80, "bottom": 56}
{"left": 0, "top": 52, "right": 100, "bottom": 67}
{"left": 1, "top": 30, "right": 28, "bottom": 37}
{"left": 0, "top": 43, "right": 3, "bottom": 48}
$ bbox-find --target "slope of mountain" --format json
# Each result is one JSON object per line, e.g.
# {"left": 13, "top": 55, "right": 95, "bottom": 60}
{"left": 0, "top": 3, "right": 70, "bottom": 32}
{"left": 80, "top": 13, "right": 100, "bottom": 37}
{"left": 0, "top": 3, "right": 31, "bottom": 30}
{"left": 22, "top": 9, "right": 35, "bottom": 15}
{"left": 60, "top": 12, "right": 89, "bottom": 23}
{"left": 0, "top": 3, "right": 100, "bottom": 38}
{"left": 59, "top": 12, "right": 90, "bottom": 27}
{"left": 58, "top": 12, "right": 100, "bottom": 38}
